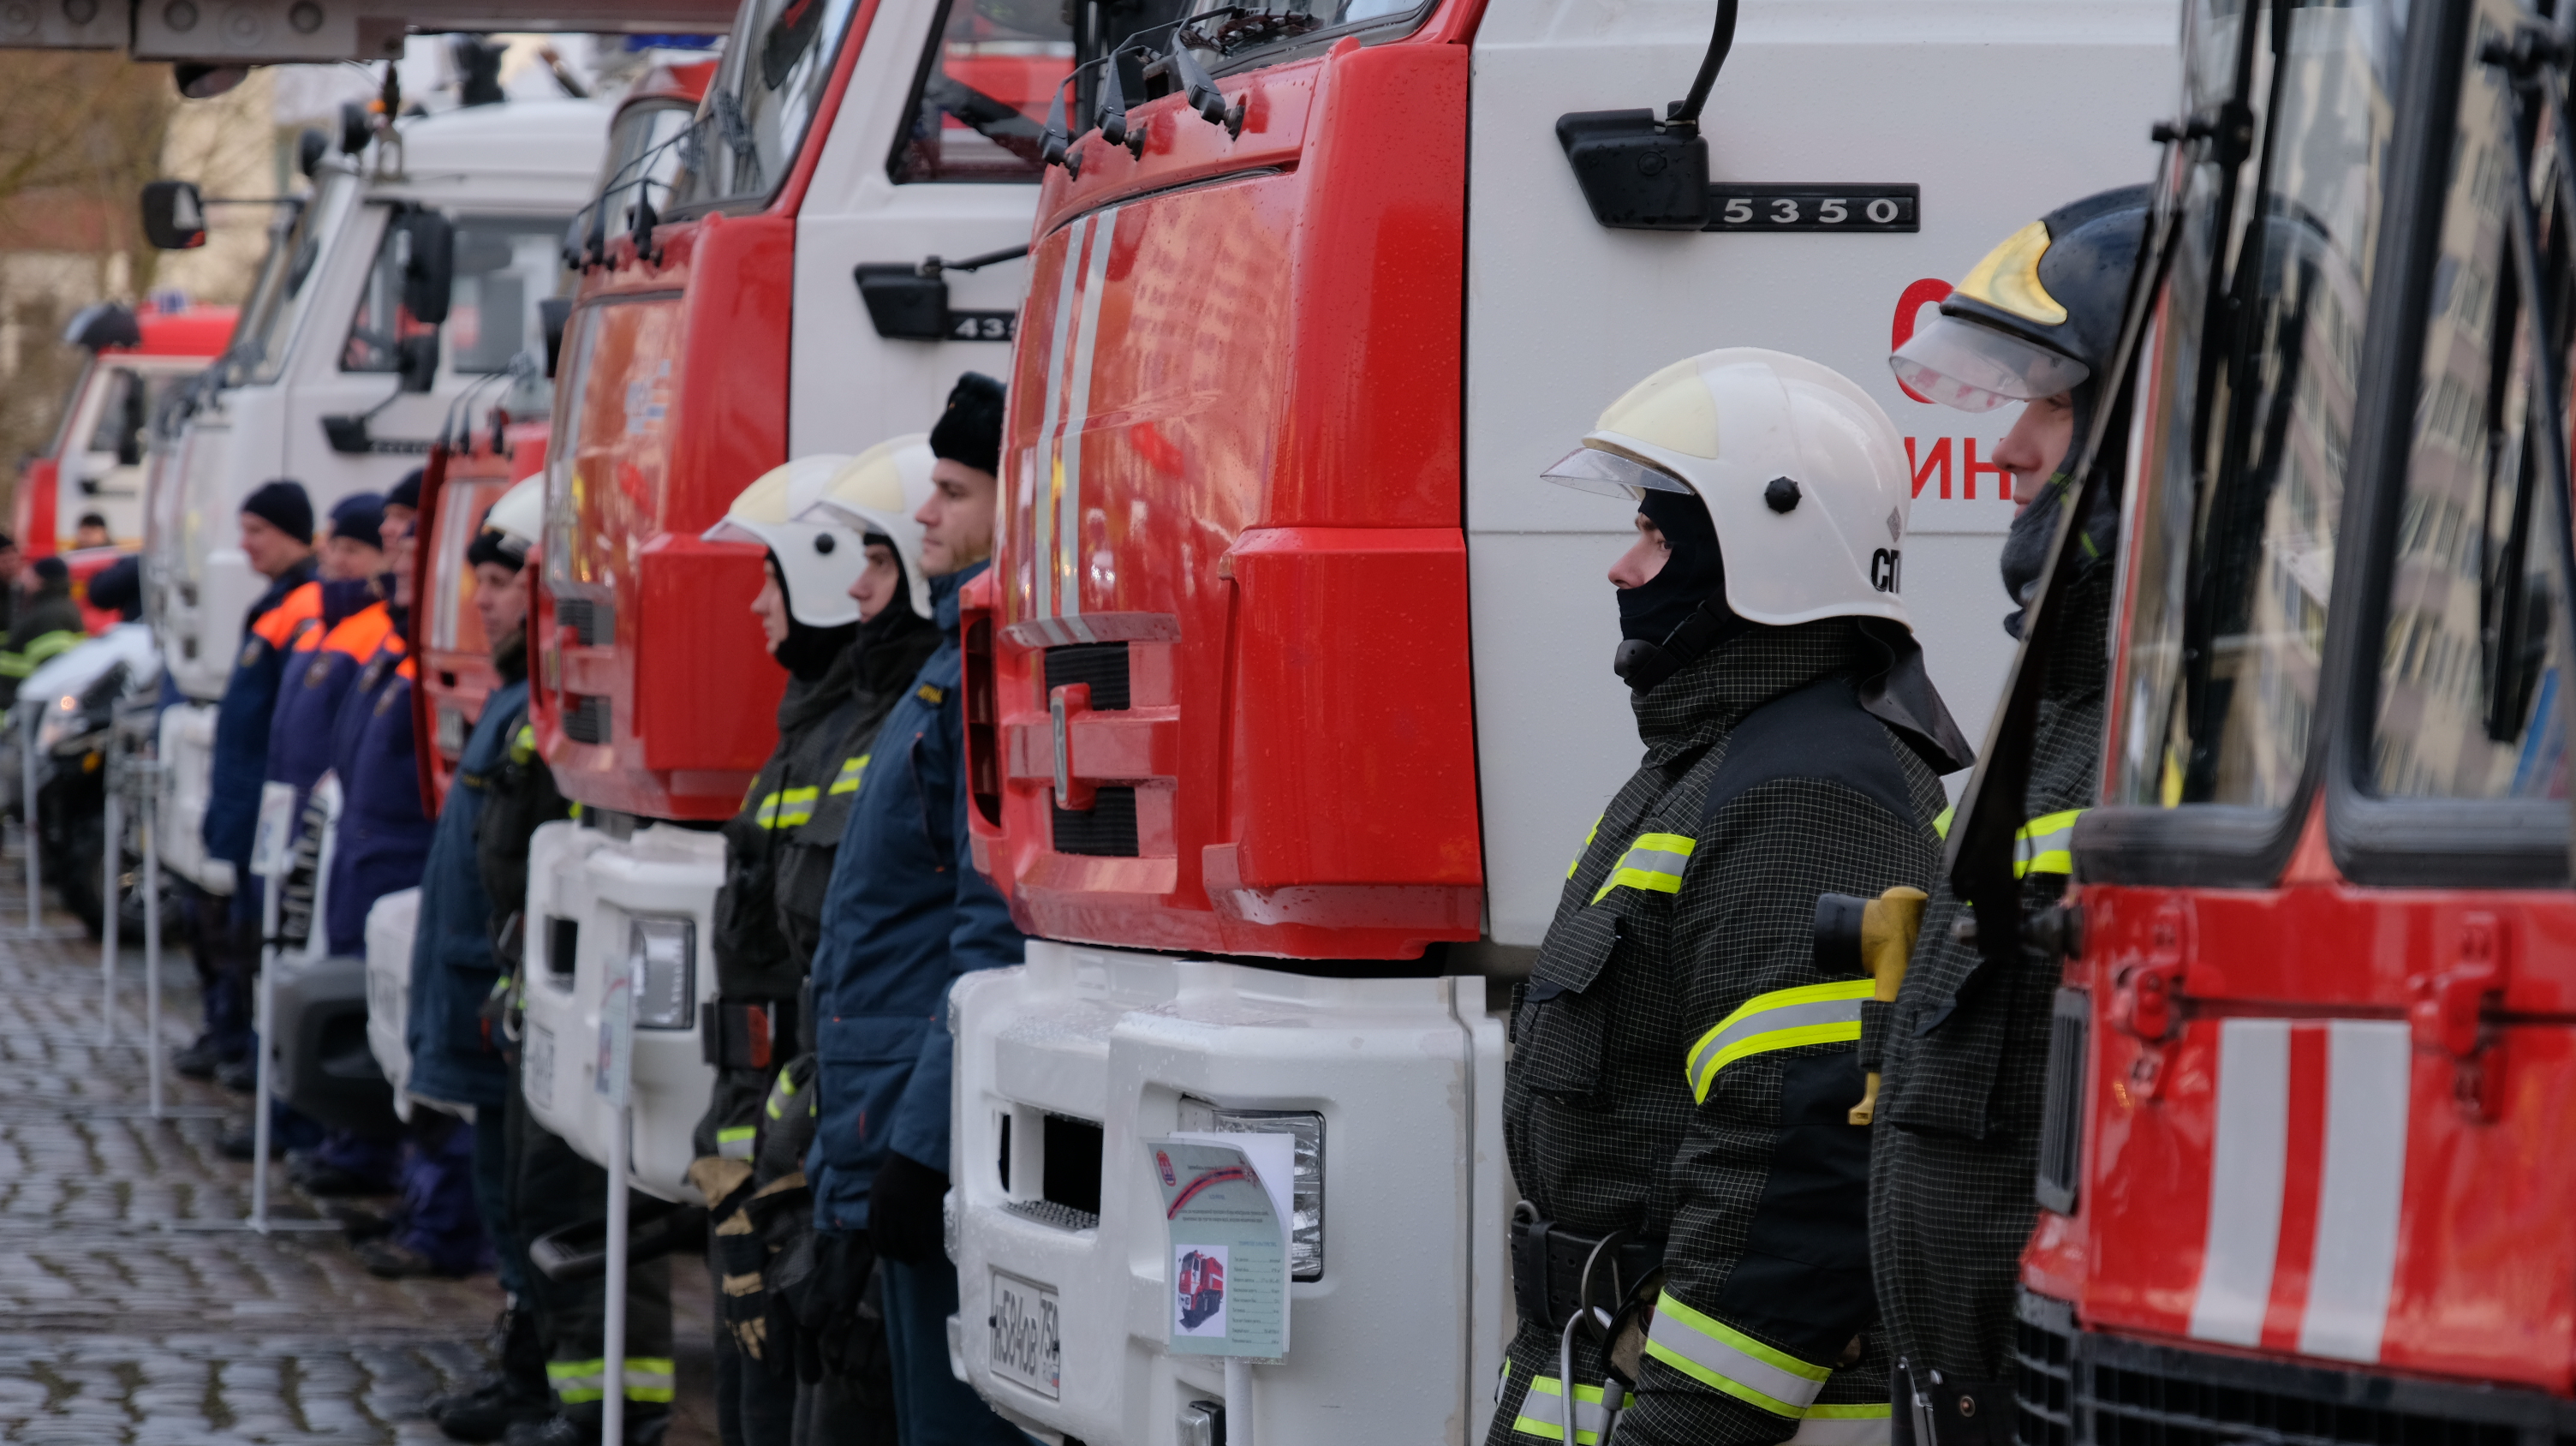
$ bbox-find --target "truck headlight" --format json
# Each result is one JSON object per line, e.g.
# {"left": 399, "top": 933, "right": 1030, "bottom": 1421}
{"left": 625, "top": 914, "right": 695, "bottom": 1030}
{"left": 35, "top": 694, "right": 80, "bottom": 754}
{"left": 1178, "top": 1100, "right": 1326, "bottom": 1281}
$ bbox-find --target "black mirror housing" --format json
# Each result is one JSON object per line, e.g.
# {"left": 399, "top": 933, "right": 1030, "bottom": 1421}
{"left": 322, "top": 415, "right": 373, "bottom": 454}
{"left": 1556, "top": 111, "right": 1710, "bottom": 230}
{"left": 296, "top": 128, "right": 329, "bottom": 179}
{"left": 540, "top": 298, "right": 572, "bottom": 379}
{"left": 140, "top": 181, "right": 208, "bottom": 251}
{"left": 399, "top": 211, "right": 455, "bottom": 326}
{"left": 339, "top": 100, "right": 373, "bottom": 156}
{"left": 855, "top": 264, "right": 949, "bottom": 341}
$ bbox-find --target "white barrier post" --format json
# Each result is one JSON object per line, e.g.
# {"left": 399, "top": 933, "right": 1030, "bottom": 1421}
{"left": 99, "top": 741, "right": 121, "bottom": 1043}
{"left": 21, "top": 705, "right": 39, "bottom": 929}
{"left": 141, "top": 753, "right": 164, "bottom": 1117}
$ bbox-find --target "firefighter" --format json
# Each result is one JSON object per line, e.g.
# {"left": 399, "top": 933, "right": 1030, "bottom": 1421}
{"left": 804, "top": 374, "right": 1029, "bottom": 1446}
{"left": 196, "top": 481, "right": 320, "bottom": 1118}
{"left": 414, "top": 485, "right": 553, "bottom": 1443}
{"left": 0, "top": 556, "right": 86, "bottom": 702}
{"left": 462, "top": 486, "right": 676, "bottom": 1446}
{"left": 685, "top": 443, "right": 943, "bottom": 1445}
{"left": 1868, "top": 188, "right": 2145, "bottom": 1446}
{"left": 1493, "top": 349, "right": 1970, "bottom": 1446}
{"left": 259, "top": 489, "right": 402, "bottom": 1196}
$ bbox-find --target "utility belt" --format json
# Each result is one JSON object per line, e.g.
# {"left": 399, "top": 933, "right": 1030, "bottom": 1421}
{"left": 1511, "top": 1208, "right": 1665, "bottom": 1333}
{"left": 701, "top": 996, "right": 798, "bottom": 1072}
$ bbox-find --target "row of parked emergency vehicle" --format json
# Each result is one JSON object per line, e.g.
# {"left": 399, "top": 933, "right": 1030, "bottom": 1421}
{"left": 89, "top": 0, "right": 2576, "bottom": 1438}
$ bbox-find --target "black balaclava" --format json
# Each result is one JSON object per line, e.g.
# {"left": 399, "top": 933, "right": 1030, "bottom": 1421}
{"left": 1613, "top": 487, "right": 1745, "bottom": 691}
{"left": 765, "top": 553, "right": 857, "bottom": 682}
{"left": 1997, "top": 388, "right": 2128, "bottom": 639}
{"left": 853, "top": 532, "right": 939, "bottom": 695}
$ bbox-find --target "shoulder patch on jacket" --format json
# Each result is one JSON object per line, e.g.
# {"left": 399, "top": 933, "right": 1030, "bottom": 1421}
{"left": 914, "top": 684, "right": 945, "bottom": 706}
{"left": 1702, "top": 675, "right": 1917, "bottom": 830}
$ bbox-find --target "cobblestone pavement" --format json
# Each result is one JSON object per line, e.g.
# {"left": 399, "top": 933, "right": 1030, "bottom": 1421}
{"left": 0, "top": 912, "right": 717, "bottom": 1443}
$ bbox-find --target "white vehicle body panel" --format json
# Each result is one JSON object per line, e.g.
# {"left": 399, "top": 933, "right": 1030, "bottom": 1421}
{"left": 519, "top": 819, "right": 723, "bottom": 1201}
{"left": 366, "top": 885, "right": 422, "bottom": 1109}
{"left": 49, "top": 354, "right": 212, "bottom": 551}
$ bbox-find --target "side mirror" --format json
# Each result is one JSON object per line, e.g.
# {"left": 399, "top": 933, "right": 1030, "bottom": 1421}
{"left": 116, "top": 375, "right": 146, "bottom": 467}
{"left": 172, "top": 63, "right": 247, "bottom": 99}
{"left": 339, "top": 100, "right": 373, "bottom": 156}
{"left": 296, "top": 128, "right": 329, "bottom": 179}
{"left": 399, "top": 211, "right": 455, "bottom": 326}
{"left": 540, "top": 298, "right": 571, "bottom": 379}
{"left": 854, "top": 264, "right": 949, "bottom": 341}
{"left": 397, "top": 333, "right": 439, "bottom": 394}
{"left": 140, "top": 181, "right": 207, "bottom": 251}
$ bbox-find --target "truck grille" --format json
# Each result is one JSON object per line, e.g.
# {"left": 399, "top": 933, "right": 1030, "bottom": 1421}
{"left": 2036, "top": 988, "right": 2089, "bottom": 1215}
{"left": 2015, "top": 1293, "right": 2574, "bottom": 1446}
{"left": 1045, "top": 642, "right": 1130, "bottom": 709}
{"left": 557, "top": 597, "right": 612, "bottom": 647}
{"left": 1052, "top": 786, "right": 1138, "bottom": 856}
{"left": 563, "top": 694, "right": 610, "bottom": 744}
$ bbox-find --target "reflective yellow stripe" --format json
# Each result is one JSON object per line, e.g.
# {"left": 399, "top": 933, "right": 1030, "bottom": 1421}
{"left": 511, "top": 724, "right": 537, "bottom": 765}
{"left": 1511, "top": 1370, "right": 1634, "bottom": 1443}
{"left": 829, "top": 752, "right": 870, "bottom": 796}
{"left": 2015, "top": 808, "right": 2084, "bottom": 878}
{"left": 1589, "top": 832, "right": 1696, "bottom": 905}
{"left": 1685, "top": 979, "right": 1875, "bottom": 1103}
{"left": 1568, "top": 814, "right": 1601, "bottom": 881}
{"left": 717, "top": 1125, "right": 755, "bottom": 1160}
{"left": 546, "top": 1357, "right": 676, "bottom": 1405}
{"left": 1932, "top": 804, "right": 1954, "bottom": 839}
{"left": 0, "top": 629, "right": 81, "bottom": 678}
{"left": 774, "top": 786, "right": 817, "bottom": 828}
{"left": 1792, "top": 1404, "right": 1893, "bottom": 1446}
{"left": 754, "top": 792, "right": 781, "bottom": 828}
{"left": 1643, "top": 1293, "right": 1829, "bottom": 1416}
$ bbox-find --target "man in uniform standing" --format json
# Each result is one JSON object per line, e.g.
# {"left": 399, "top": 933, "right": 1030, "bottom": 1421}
{"left": 1869, "top": 188, "right": 2146, "bottom": 1446}
{"left": 1491, "top": 350, "right": 1969, "bottom": 1446}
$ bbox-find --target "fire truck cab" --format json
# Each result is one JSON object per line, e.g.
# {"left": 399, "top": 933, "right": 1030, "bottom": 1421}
{"left": 18, "top": 296, "right": 233, "bottom": 557}
{"left": 945, "top": 0, "right": 2175, "bottom": 1439}
{"left": 514, "top": 0, "right": 1153, "bottom": 1197}
{"left": 1995, "top": 0, "right": 2576, "bottom": 1437}
{"left": 146, "top": 96, "right": 606, "bottom": 897}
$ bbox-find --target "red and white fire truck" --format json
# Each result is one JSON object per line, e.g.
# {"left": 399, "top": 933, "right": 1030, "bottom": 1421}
{"left": 943, "top": 0, "right": 2173, "bottom": 1440}
{"left": 19, "top": 296, "right": 233, "bottom": 558}
{"left": 514, "top": 0, "right": 1162, "bottom": 1196}
{"left": 1990, "top": 0, "right": 2576, "bottom": 1440}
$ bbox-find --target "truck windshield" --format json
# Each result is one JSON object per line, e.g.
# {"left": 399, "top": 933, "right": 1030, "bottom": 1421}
{"left": 1180, "top": 0, "right": 1427, "bottom": 72}
{"left": 887, "top": 0, "right": 1073, "bottom": 182}
{"left": 2110, "top": 0, "right": 2398, "bottom": 810}
{"left": 238, "top": 170, "right": 356, "bottom": 387}
{"left": 667, "top": 0, "right": 866, "bottom": 209}
{"left": 343, "top": 213, "right": 573, "bottom": 376}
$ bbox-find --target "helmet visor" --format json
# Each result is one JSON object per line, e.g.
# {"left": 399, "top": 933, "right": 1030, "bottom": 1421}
{"left": 1889, "top": 314, "right": 2091, "bottom": 413}
{"left": 1540, "top": 445, "right": 1695, "bottom": 499}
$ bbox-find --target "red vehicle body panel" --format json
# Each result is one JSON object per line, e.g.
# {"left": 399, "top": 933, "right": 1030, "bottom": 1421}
{"left": 2024, "top": 813, "right": 2576, "bottom": 1396}
{"left": 413, "top": 421, "right": 548, "bottom": 813}
{"left": 964, "top": 25, "right": 1484, "bottom": 959}
{"left": 533, "top": 7, "right": 878, "bottom": 821}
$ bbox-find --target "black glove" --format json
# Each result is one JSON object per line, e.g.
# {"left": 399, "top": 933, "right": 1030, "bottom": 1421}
{"left": 868, "top": 1150, "right": 949, "bottom": 1266}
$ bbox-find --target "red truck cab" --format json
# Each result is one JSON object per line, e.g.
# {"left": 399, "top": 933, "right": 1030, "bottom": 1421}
{"left": 18, "top": 296, "right": 234, "bottom": 557}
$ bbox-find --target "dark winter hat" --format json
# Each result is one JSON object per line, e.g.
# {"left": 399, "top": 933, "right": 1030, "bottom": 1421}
{"left": 329, "top": 492, "right": 385, "bottom": 552}
{"left": 386, "top": 469, "right": 424, "bottom": 512}
{"left": 928, "top": 372, "right": 1005, "bottom": 476}
{"left": 86, "top": 554, "right": 141, "bottom": 620}
{"left": 28, "top": 557, "right": 68, "bottom": 591}
{"left": 241, "top": 479, "right": 314, "bottom": 545}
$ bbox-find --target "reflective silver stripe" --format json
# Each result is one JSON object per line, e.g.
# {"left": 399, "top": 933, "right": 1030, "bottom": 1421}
{"left": 1512, "top": 1372, "right": 1628, "bottom": 1443}
{"left": 1644, "top": 1295, "right": 1828, "bottom": 1414}
{"left": 1032, "top": 212, "right": 1085, "bottom": 618}
{"left": 1791, "top": 1408, "right": 1893, "bottom": 1446}
{"left": 1687, "top": 997, "right": 1866, "bottom": 1075}
{"left": 1057, "top": 207, "right": 1118, "bottom": 627}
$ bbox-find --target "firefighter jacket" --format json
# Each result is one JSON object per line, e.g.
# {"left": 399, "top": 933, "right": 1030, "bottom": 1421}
{"left": 405, "top": 668, "right": 528, "bottom": 1111}
{"left": 0, "top": 582, "right": 86, "bottom": 706}
{"left": 474, "top": 682, "right": 570, "bottom": 960}
{"left": 805, "top": 563, "right": 1027, "bottom": 1233}
{"left": 1493, "top": 619, "right": 1948, "bottom": 1446}
{"left": 323, "top": 635, "right": 429, "bottom": 956}
{"left": 265, "top": 587, "right": 393, "bottom": 810}
{"left": 1867, "top": 566, "right": 2110, "bottom": 1392}
{"left": 204, "top": 559, "right": 319, "bottom": 871}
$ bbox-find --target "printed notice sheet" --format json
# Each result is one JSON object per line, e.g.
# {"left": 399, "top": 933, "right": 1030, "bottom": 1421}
{"left": 1144, "top": 1138, "right": 1289, "bottom": 1358}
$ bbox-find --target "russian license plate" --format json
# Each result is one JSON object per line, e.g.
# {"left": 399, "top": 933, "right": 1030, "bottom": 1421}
{"left": 988, "top": 1270, "right": 1061, "bottom": 1399}
{"left": 525, "top": 1024, "right": 555, "bottom": 1109}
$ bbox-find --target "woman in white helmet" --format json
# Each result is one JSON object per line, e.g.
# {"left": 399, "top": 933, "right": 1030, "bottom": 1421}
{"left": 1494, "top": 349, "right": 1970, "bottom": 1446}
{"left": 683, "top": 441, "right": 945, "bottom": 1445}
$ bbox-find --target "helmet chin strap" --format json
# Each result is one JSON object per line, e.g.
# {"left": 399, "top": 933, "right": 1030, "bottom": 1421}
{"left": 1613, "top": 596, "right": 1750, "bottom": 693}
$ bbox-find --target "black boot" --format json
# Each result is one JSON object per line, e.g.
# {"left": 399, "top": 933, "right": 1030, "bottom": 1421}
{"left": 503, "top": 1402, "right": 670, "bottom": 1446}
{"left": 436, "top": 1308, "right": 552, "bottom": 1443}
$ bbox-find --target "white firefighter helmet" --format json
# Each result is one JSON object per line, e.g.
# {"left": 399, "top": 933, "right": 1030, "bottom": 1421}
{"left": 798, "top": 435, "right": 936, "bottom": 622}
{"left": 481, "top": 475, "right": 545, "bottom": 553}
{"left": 703, "top": 454, "right": 862, "bottom": 628}
{"left": 1541, "top": 347, "right": 1914, "bottom": 629}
